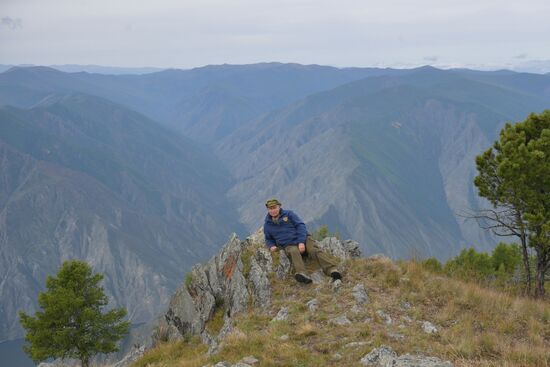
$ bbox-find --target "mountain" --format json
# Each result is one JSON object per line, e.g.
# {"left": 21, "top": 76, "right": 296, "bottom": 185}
{"left": 0, "top": 64, "right": 402, "bottom": 144}
{"left": 2, "top": 63, "right": 550, "bottom": 344}
{"left": 216, "top": 67, "right": 550, "bottom": 259}
{"left": 0, "top": 93, "right": 245, "bottom": 340}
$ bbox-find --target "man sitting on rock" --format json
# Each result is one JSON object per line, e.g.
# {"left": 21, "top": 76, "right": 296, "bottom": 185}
{"left": 263, "top": 198, "right": 342, "bottom": 284}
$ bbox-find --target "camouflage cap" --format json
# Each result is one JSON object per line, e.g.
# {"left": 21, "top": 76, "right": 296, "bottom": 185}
{"left": 265, "top": 198, "right": 282, "bottom": 208}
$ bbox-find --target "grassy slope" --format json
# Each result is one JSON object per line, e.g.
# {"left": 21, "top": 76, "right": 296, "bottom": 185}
{"left": 132, "top": 255, "right": 550, "bottom": 367}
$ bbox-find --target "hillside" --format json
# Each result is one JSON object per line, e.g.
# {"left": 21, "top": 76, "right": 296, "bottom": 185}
{"left": 0, "top": 93, "right": 245, "bottom": 340}
{"left": 131, "top": 232, "right": 550, "bottom": 367}
{"left": 216, "top": 67, "right": 550, "bottom": 259}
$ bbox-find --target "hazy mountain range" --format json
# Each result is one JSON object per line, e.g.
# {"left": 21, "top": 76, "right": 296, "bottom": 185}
{"left": 1, "top": 63, "right": 549, "bottom": 345}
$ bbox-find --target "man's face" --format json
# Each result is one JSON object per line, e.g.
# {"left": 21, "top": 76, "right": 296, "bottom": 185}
{"left": 267, "top": 205, "right": 281, "bottom": 217}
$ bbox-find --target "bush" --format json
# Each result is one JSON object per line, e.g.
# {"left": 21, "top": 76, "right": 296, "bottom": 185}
{"left": 311, "top": 224, "right": 340, "bottom": 241}
{"left": 444, "top": 248, "right": 493, "bottom": 282}
{"left": 421, "top": 257, "right": 443, "bottom": 273}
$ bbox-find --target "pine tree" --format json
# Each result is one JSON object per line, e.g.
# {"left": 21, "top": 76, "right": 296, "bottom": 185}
{"left": 19, "top": 260, "right": 130, "bottom": 367}
{"left": 475, "top": 110, "right": 550, "bottom": 297}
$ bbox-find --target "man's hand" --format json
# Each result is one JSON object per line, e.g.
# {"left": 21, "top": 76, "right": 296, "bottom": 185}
{"left": 298, "top": 243, "right": 305, "bottom": 253}
{"left": 270, "top": 246, "right": 278, "bottom": 252}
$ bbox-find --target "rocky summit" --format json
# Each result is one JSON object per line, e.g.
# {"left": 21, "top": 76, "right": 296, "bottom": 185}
{"left": 141, "top": 231, "right": 462, "bottom": 367}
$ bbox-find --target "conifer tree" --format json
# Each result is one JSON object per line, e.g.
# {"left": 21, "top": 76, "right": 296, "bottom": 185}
{"left": 19, "top": 260, "right": 130, "bottom": 367}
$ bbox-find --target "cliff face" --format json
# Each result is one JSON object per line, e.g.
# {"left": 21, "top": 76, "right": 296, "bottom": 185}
{"left": 0, "top": 94, "right": 245, "bottom": 340}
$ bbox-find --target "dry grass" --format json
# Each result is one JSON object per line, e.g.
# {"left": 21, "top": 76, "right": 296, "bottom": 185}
{"left": 132, "top": 257, "right": 550, "bottom": 367}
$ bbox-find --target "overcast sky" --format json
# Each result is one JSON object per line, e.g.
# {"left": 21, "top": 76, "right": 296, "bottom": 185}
{"left": 1, "top": 0, "right": 550, "bottom": 71}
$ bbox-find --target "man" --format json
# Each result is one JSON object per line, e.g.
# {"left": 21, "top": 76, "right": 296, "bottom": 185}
{"left": 263, "top": 198, "right": 342, "bottom": 284}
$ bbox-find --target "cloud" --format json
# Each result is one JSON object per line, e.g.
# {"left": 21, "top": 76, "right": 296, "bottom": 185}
{"left": 1, "top": 17, "right": 23, "bottom": 30}
{"left": 423, "top": 56, "right": 438, "bottom": 62}
{"left": 514, "top": 53, "right": 528, "bottom": 59}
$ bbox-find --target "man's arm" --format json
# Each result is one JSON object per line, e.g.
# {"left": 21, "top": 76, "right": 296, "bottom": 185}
{"left": 289, "top": 211, "right": 307, "bottom": 244}
{"left": 264, "top": 224, "right": 276, "bottom": 248}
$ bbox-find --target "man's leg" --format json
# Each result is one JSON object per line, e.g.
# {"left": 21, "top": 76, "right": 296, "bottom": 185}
{"left": 305, "top": 235, "right": 342, "bottom": 279}
{"left": 284, "top": 245, "right": 311, "bottom": 283}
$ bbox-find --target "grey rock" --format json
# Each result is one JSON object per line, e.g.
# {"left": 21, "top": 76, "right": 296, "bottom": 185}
{"left": 332, "top": 353, "right": 343, "bottom": 360}
{"left": 271, "top": 307, "right": 289, "bottom": 322}
{"left": 213, "top": 362, "right": 231, "bottom": 367}
{"left": 249, "top": 253, "right": 272, "bottom": 308}
{"left": 274, "top": 250, "right": 291, "bottom": 279}
{"left": 400, "top": 301, "right": 412, "bottom": 310}
{"left": 332, "top": 279, "right": 342, "bottom": 291}
{"left": 306, "top": 298, "right": 318, "bottom": 313}
{"left": 360, "top": 345, "right": 397, "bottom": 366}
{"left": 232, "top": 363, "right": 252, "bottom": 367}
{"left": 316, "top": 237, "right": 362, "bottom": 260}
{"left": 240, "top": 355, "right": 259, "bottom": 364}
{"left": 165, "top": 282, "right": 203, "bottom": 337}
{"left": 279, "top": 334, "right": 289, "bottom": 341}
{"left": 376, "top": 310, "right": 393, "bottom": 325}
{"left": 162, "top": 229, "right": 359, "bottom": 345}
{"left": 331, "top": 315, "right": 352, "bottom": 326}
{"left": 422, "top": 321, "right": 438, "bottom": 334}
{"left": 360, "top": 345, "right": 453, "bottom": 366}
{"left": 164, "top": 234, "right": 248, "bottom": 341}
{"left": 352, "top": 283, "right": 369, "bottom": 305}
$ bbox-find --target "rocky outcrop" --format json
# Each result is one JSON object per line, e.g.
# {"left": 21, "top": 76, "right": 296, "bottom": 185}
{"left": 360, "top": 345, "right": 453, "bottom": 367}
{"left": 159, "top": 230, "right": 361, "bottom": 347}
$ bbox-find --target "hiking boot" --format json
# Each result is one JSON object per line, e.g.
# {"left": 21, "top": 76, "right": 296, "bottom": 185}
{"left": 330, "top": 270, "right": 342, "bottom": 281}
{"left": 295, "top": 273, "right": 312, "bottom": 284}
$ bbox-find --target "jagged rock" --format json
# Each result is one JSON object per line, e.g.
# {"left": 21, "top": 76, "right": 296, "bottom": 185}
{"left": 306, "top": 298, "right": 318, "bottom": 312}
{"left": 360, "top": 345, "right": 453, "bottom": 366}
{"left": 271, "top": 306, "right": 289, "bottom": 322}
{"left": 376, "top": 310, "right": 393, "bottom": 325}
{"left": 422, "top": 321, "right": 438, "bottom": 334}
{"left": 330, "top": 315, "right": 352, "bottom": 326}
{"left": 213, "top": 362, "right": 231, "bottom": 367}
{"left": 360, "top": 345, "right": 397, "bottom": 366}
{"left": 248, "top": 249, "right": 272, "bottom": 308}
{"left": 240, "top": 355, "right": 259, "bottom": 365}
{"left": 316, "top": 237, "right": 362, "bottom": 260}
{"left": 274, "top": 251, "right": 292, "bottom": 279}
{"left": 162, "top": 230, "right": 361, "bottom": 346}
{"left": 165, "top": 281, "right": 203, "bottom": 337}
{"left": 353, "top": 283, "right": 369, "bottom": 305}
{"left": 332, "top": 279, "right": 342, "bottom": 291}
